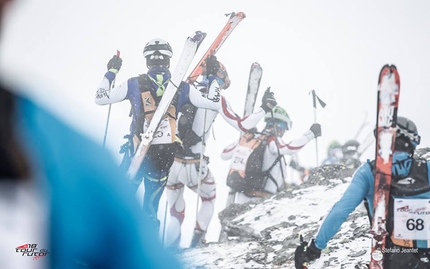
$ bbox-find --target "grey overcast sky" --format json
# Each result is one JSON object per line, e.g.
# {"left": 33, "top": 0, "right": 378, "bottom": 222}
{"left": 1, "top": 0, "right": 429, "bottom": 244}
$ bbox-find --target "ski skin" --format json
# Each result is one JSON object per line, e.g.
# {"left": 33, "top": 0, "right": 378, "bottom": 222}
{"left": 127, "top": 31, "right": 206, "bottom": 179}
{"left": 369, "top": 64, "right": 400, "bottom": 269}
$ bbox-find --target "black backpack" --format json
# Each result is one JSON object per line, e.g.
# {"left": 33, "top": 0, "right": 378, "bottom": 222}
{"left": 226, "top": 133, "right": 282, "bottom": 193}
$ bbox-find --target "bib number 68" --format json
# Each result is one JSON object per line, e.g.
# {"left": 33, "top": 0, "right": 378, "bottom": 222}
{"left": 406, "top": 218, "right": 425, "bottom": 231}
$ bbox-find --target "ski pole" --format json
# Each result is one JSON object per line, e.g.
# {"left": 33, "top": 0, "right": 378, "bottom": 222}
{"left": 313, "top": 104, "right": 319, "bottom": 166}
{"left": 102, "top": 50, "right": 120, "bottom": 147}
{"left": 161, "top": 196, "right": 169, "bottom": 246}
{"left": 196, "top": 109, "right": 208, "bottom": 226}
{"left": 310, "top": 89, "right": 326, "bottom": 166}
{"left": 270, "top": 106, "right": 285, "bottom": 181}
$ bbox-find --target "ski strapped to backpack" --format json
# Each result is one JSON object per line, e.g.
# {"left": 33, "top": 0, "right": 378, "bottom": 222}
{"left": 127, "top": 12, "right": 246, "bottom": 180}
{"left": 127, "top": 31, "right": 206, "bottom": 180}
{"left": 369, "top": 64, "right": 400, "bottom": 268}
{"left": 186, "top": 12, "right": 246, "bottom": 84}
{"left": 242, "top": 62, "right": 263, "bottom": 127}
{"left": 225, "top": 62, "right": 263, "bottom": 206}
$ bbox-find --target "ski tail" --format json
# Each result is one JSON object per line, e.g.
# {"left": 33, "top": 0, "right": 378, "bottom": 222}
{"left": 186, "top": 12, "right": 246, "bottom": 84}
{"left": 369, "top": 64, "right": 400, "bottom": 269}
{"left": 127, "top": 31, "right": 206, "bottom": 180}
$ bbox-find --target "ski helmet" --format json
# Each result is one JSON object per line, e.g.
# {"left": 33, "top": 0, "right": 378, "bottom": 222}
{"left": 342, "top": 140, "right": 360, "bottom": 156}
{"left": 215, "top": 62, "right": 231, "bottom": 90}
{"left": 395, "top": 116, "right": 420, "bottom": 153}
{"left": 327, "top": 140, "right": 341, "bottom": 156}
{"left": 143, "top": 38, "right": 173, "bottom": 68}
{"left": 264, "top": 106, "right": 292, "bottom": 130}
{"left": 373, "top": 116, "right": 421, "bottom": 154}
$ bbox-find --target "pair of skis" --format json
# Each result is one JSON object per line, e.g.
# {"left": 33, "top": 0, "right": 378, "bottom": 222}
{"left": 127, "top": 12, "right": 246, "bottom": 179}
{"left": 369, "top": 64, "right": 400, "bottom": 268}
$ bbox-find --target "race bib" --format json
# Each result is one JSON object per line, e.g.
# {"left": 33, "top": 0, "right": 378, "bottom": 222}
{"left": 144, "top": 118, "right": 175, "bottom": 145}
{"left": 230, "top": 145, "right": 252, "bottom": 171}
{"left": 393, "top": 198, "right": 430, "bottom": 240}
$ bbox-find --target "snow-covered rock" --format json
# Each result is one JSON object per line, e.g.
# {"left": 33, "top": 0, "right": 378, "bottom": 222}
{"left": 177, "top": 148, "right": 430, "bottom": 269}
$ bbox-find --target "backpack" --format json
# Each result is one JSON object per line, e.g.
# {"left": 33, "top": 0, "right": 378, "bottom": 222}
{"left": 365, "top": 158, "right": 430, "bottom": 248}
{"left": 120, "top": 73, "right": 176, "bottom": 176}
{"left": 226, "top": 132, "right": 280, "bottom": 193}
{"left": 176, "top": 103, "right": 201, "bottom": 155}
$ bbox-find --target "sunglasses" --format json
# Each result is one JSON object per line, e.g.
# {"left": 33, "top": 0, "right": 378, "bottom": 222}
{"left": 268, "top": 120, "right": 290, "bottom": 131}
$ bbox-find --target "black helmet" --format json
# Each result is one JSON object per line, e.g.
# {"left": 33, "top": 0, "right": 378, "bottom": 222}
{"left": 395, "top": 116, "right": 420, "bottom": 153}
{"left": 374, "top": 116, "right": 421, "bottom": 154}
{"left": 342, "top": 140, "right": 360, "bottom": 156}
{"left": 143, "top": 38, "right": 173, "bottom": 68}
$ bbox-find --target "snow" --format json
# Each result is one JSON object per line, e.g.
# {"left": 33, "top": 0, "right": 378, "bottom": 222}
{"left": 178, "top": 172, "right": 372, "bottom": 268}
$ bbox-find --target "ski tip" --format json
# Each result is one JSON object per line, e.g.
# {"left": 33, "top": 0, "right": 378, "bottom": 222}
{"left": 237, "top": 12, "right": 247, "bottom": 18}
{"left": 378, "top": 64, "right": 400, "bottom": 85}
{"left": 226, "top": 11, "right": 246, "bottom": 19}
{"left": 192, "top": 31, "right": 207, "bottom": 43}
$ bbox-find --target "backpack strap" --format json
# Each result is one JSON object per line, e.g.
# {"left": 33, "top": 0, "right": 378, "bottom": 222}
{"left": 261, "top": 134, "right": 286, "bottom": 192}
{"left": 262, "top": 155, "right": 283, "bottom": 191}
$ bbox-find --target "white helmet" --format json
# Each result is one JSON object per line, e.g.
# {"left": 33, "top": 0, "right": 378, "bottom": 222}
{"left": 143, "top": 38, "right": 173, "bottom": 67}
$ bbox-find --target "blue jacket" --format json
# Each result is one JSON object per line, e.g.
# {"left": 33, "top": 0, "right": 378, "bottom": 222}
{"left": 315, "top": 154, "right": 430, "bottom": 250}
{"left": 15, "top": 93, "right": 182, "bottom": 268}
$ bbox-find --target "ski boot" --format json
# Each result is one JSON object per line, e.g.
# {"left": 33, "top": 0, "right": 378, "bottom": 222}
{"left": 189, "top": 229, "right": 207, "bottom": 248}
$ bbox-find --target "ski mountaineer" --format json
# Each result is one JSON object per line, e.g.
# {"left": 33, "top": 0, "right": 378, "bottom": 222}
{"left": 0, "top": 0, "right": 182, "bottom": 267}
{"left": 221, "top": 106, "right": 322, "bottom": 204}
{"left": 321, "top": 140, "right": 343, "bottom": 165}
{"left": 164, "top": 55, "right": 278, "bottom": 248}
{"left": 294, "top": 117, "right": 429, "bottom": 269}
{"left": 340, "top": 139, "right": 362, "bottom": 169}
{"left": 95, "top": 38, "right": 180, "bottom": 231}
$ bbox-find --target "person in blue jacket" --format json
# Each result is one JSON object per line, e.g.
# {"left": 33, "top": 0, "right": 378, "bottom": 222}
{"left": 0, "top": 1, "right": 182, "bottom": 268}
{"left": 294, "top": 117, "right": 430, "bottom": 269}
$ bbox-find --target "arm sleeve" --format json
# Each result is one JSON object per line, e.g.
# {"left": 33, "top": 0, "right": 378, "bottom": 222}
{"left": 267, "top": 130, "right": 315, "bottom": 155}
{"left": 189, "top": 79, "right": 265, "bottom": 132}
{"left": 218, "top": 97, "right": 265, "bottom": 132}
{"left": 314, "top": 164, "right": 373, "bottom": 249}
{"left": 188, "top": 84, "right": 220, "bottom": 110}
{"left": 94, "top": 71, "right": 129, "bottom": 105}
{"left": 427, "top": 162, "right": 430, "bottom": 183}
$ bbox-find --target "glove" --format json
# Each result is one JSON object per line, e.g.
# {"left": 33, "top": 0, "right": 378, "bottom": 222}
{"left": 107, "top": 55, "right": 123, "bottom": 74}
{"left": 260, "top": 88, "right": 277, "bottom": 113}
{"left": 205, "top": 55, "right": 220, "bottom": 76}
{"left": 310, "top": 123, "right": 321, "bottom": 138}
{"left": 290, "top": 160, "right": 305, "bottom": 172}
{"left": 294, "top": 237, "right": 321, "bottom": 269}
